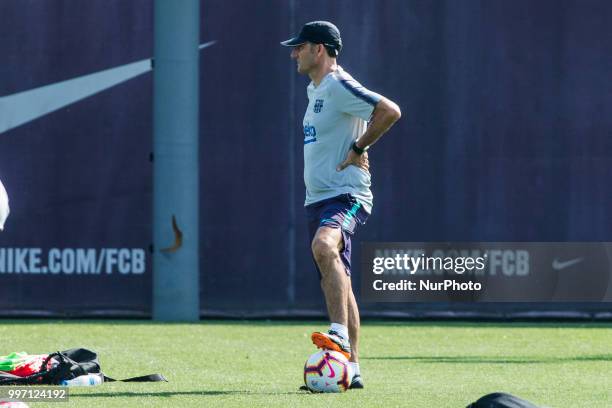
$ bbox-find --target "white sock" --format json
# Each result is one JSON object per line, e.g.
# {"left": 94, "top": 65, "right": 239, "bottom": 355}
{"left": 330, "top": 323, "right": 349, "bottom": 340}
{"left": 349, "top": 362, "right": 360, "bottom": 377}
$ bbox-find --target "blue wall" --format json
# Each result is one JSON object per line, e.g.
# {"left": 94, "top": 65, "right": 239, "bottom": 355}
{"left": 0, "top": 0, "right": 610, "bottom": 316}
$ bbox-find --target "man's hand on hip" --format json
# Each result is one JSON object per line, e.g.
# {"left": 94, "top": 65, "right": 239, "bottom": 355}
{"left": 337, "top": 150, "right": 369, "bottom": 172}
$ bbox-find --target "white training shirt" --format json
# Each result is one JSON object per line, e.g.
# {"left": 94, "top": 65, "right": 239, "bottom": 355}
{"left": 0, "top": 179, "right": 9, "bottom": 231}
{"left": 302, "top": 66, "right": 382, "bottom": 213}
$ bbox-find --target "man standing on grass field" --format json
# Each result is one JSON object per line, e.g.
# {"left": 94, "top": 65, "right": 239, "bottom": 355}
{"left": 281, "top": 21, "right": 401, "bottom": 389}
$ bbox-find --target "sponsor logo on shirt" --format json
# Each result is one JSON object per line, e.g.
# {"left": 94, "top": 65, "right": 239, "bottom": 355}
{"left": 303, "top": 124, "right": 317, "bottom": 144}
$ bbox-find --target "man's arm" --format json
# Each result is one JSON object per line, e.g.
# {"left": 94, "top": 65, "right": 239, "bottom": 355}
{"left": 337, "top": 97, "right": 401, "bottom": 171}
{"left": 356, "top": 97, "right": 401, "bottom": 149}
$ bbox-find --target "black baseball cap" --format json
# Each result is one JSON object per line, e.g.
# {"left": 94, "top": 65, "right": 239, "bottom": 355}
{"left": 280, "top": 21, "right": 342, "bottom": 56}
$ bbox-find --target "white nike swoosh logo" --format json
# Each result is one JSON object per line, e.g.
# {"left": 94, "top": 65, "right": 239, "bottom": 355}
{"left": 0, "top": 41, "right": 216, "bottom": 135}
{"left": 552, "top": 257, "right": 583, "bottom": 270}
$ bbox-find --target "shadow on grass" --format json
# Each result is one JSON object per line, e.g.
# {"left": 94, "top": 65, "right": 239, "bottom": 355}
{"left": 363, "top": 354, "right": 612, "bottom": 364}
{"left": 71, "top": 390, "right": 305, "bottom": 398}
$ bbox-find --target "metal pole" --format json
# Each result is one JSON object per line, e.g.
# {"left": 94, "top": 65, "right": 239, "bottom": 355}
{"left": 153, "top": 0, "right": 200, "bottom": 321}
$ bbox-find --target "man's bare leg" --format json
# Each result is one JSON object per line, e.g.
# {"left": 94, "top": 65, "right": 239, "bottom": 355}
{"left": 310, "top": 225, "right": 363, "bottom": 387}
{"left": 347, "top": 285, "right": 360, "bottom": 363}
{"left": 347, "top": 284, "right": 363, "bottom": 387}
{"left": 311, "top": 226, "right": 352, "bottom": 357}
{"left": 312, "top": 226, "right": 350, "bottom": 325}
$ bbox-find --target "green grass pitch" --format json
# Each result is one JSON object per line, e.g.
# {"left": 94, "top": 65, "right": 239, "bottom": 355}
{"left": 0, "top": 320, "right": 610, "bottom": 407}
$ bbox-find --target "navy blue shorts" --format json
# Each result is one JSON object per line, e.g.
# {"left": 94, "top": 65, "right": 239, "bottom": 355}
{"left": 306, "top": 193, "right": 370, "bottom": 277}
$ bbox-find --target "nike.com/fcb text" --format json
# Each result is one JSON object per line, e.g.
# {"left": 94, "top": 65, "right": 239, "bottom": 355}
{"left": 0, "top": 247, "right": 146, "bottom": 275}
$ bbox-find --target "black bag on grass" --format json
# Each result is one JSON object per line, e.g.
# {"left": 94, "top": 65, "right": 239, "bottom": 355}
{"left": 0, "top": 348, "right": 166, "bottom": 385}
{"left": 467, "top": 392, "right": 540, "bottom": 408}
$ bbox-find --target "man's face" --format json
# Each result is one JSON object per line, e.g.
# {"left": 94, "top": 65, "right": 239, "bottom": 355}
{"left": 291, "top": 42, "right": 319, "bottom": 74}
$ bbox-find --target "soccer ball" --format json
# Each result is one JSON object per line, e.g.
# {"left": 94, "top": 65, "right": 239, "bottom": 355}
{"left": 303, "top": 349, "right": 352, "bottom": 393}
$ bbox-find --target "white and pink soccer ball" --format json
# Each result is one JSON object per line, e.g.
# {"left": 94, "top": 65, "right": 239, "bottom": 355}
{"left": 303, "top": 349, "right": 353, "bottom": 393}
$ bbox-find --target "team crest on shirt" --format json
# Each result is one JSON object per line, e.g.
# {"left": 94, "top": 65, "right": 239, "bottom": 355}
{"left": 313, "top": 99, "right": 324, "bottom": 113}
